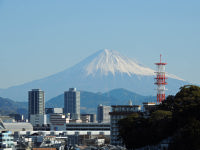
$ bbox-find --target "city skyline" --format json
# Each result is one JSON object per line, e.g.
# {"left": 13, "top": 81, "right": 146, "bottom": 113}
{"left": 0, "top": 0, "right": 200, "bottom": 88}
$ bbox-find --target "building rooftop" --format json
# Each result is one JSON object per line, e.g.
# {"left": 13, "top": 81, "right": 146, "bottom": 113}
{"left": 32, "top": 148, "right": 57, "bottom": 150}
{"left": 143, "top": 102, "right": 156, "bottom": 105}
{"left": 111, "top": 105, "right": 141, "bottom": 107}
{"left": 3, "top": 122, "right": 33, "bottom": 132}
{"left": 30, "top": 89, "right": 43, "bottom": 91}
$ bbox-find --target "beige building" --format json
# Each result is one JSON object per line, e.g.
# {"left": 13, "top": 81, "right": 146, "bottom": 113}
{"left": 50, "top": 114, "right": 69, "bottom": 131}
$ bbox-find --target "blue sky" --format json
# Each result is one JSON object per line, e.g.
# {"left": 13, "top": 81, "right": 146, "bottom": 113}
{"left": 0, "top": 0, "right": 199, "bottom": 88}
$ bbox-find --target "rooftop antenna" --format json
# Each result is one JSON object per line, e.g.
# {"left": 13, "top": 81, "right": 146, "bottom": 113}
{"left": 128, "top": 100, "right": 132, "bottom": 106}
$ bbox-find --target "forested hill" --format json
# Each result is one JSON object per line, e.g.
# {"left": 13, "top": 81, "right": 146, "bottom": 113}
{"left": 118, "top": 85, "right": 200, "bottom": 150}
{"left": 0, "top": 97, "right": 27, "bottom": 116}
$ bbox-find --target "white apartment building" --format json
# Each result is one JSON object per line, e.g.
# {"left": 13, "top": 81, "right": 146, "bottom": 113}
{"left": 109, "top": 105, "right": 141, "bottom": 146}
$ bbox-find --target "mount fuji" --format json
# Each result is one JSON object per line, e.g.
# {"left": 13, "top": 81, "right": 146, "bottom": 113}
{"left": 0, "top": 49, "right": 188, "bottom": 101}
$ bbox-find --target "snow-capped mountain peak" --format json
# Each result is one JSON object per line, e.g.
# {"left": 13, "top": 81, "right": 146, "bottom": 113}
{"left": 0, "top": 48, "right": 187, "bottom": 101}
{"left": 84, "top": 49, "right": 155, "bottom": 76}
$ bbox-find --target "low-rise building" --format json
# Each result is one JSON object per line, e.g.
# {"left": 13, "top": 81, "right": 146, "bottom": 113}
{"left": 32, "top": 148, "right": 57, "bottom": 150}
{"left": 66, "top": 123, "right": 110, "bottom": 131}
{"left": 143, "top": 102, "right": 156, "bottom": 113}
{"left": 50, "top": 114, "right": 69, "bottom": 131}
{"left": 80, "top": 114, "right": 97, "bottom": 123}
{"left": 3, "top": 122, "right": 33, "bottom": 133}
{"left": 80, "top": 114, "right": 90, "bottom": 123}
{"left": 14, "top": 130, "right": 110, "bottom": 148}
{"left": 97, "top": 105, "right": 111, "bottom": 123}
{"left": 0, "top": 131, "right": 14, "bottom": 149}
{"left": 30, "top": 114, "right": 47, "bottom": 126}
{"left": 45, "top": 108, "right": 63, "bottom": 114}
{"left": 0, "top": 116, "right": 15, "bottom": 123}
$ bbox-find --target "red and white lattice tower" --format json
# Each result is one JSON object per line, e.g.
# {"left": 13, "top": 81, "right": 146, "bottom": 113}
{"left": 155, "top": 54, "right": 167, "bottom": 103}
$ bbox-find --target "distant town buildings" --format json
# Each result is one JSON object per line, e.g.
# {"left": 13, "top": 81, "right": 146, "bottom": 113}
{"left": 9, "top": 114, "right": 24, "bottom": 122}
{"left": 97, "top": 104, "right": 111, "bottom": 123}
{"left": 28, "top": 89, "right": 45, "bottom": 120}
{"left": 109, "top": 104, "right": 141, "bottom": 146}
{"left": 64, "top": 88, "right": 80, "bottom": 120}
{"left": 0, "top": 116, "right": 15, "bottom": 123}
{"left": 80, "top": 114, "right": 97, "bottom": 123}
{"left": 1, "top": 87, "right": 157, "bottom": 149}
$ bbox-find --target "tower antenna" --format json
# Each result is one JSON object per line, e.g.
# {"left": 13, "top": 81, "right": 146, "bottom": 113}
{"left": 155, "top": 54, "right": 167, "bottom": 103}
{"left": 160, "top": 54, "right": 162, "bottom": 63}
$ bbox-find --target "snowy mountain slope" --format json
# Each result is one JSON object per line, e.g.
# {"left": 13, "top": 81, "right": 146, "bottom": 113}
{"left": 0, "top": 49, "right": 189, "bottom": 101}
{"left": 66, "top": 49, "right": 182, "bottom": 79}
{"left": 84, "top": 49, "right": 155, "bottom": 76}
{"left": 68, "top": 49, "right": 183, "bottom": 80}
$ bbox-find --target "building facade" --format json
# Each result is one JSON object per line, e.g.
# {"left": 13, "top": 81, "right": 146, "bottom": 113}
{"left": 64, "top": 88, "right": 80, "bottom": 120}
{"left": 97, "top": 104, "right": 111, "bottom": 123}
{"left": 0, "top": 131, "right": 14, "bottom": 149}
{"left": 3, "top": 122, "right": 33, "bottom": 132}
{"left": 45, "top": 108, "right": 63, "bottom": 114}
{"left": 66, "top": 123, "right": 110, "bottom": 131}
{"left": 28, "top": 89, "right": 45, "bottom": 120}
{"left": 50, "top": 114, "right": 70, "bottom": 131}
{"left": 30, "top": 114, "right": 47, "bottom": 126}
{"left": 80, "top": 114, "right": 97, "bottom": 123}
{"left": 143, "top": 102, "right": 156, "bottom": 113}
{"left": 109, "top": 105, "right": 141, "bottom": 146}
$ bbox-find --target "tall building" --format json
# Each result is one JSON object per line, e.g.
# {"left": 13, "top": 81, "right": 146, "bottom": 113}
{"left": 64, "top": 88, "right": 80, "bottom": 120}
{"left": 109, "top": 104, "right": 141, "bottom": 146}
{"left": 97, "top": 104, "right": 111, "bottom": 123}
{"left": 28, "top": 89, "right": 45, "bottom": 120}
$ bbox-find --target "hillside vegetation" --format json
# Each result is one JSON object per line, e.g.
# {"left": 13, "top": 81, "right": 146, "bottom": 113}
{"left": 118, "top": 85, "right": 200, "bottom": 150}
{"left": 0, "top": 97, "right": 27, "bottom": 116}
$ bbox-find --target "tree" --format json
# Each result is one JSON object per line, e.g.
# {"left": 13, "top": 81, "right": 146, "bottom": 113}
{"left": 169, "top": 118, "right": 200, "bottom": 150}
{"left": 118, "top": 85, "right": 200, "bottom": 149}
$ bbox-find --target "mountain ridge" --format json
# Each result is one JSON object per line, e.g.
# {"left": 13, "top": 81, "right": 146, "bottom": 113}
{"left": 46, "top": 88, "right": 157, "bottom": 113}
{"left": 0, "top": 97, "right": 27, "bottom": 116}
{"left": 0, "top": 88, "right": 156, "bottom": 116}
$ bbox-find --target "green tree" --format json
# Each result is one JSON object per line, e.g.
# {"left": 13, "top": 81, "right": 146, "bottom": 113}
{"left": 169, "top": 118, "right": 200, "bottom": 150}
{"left": 118, "top": 85, "right": 200, "bottom": 149}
